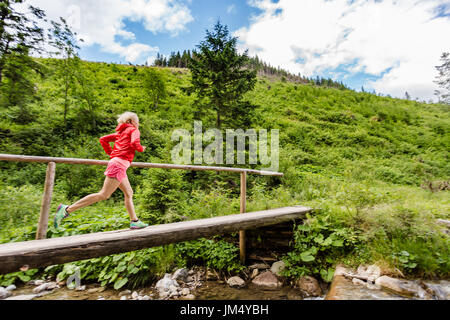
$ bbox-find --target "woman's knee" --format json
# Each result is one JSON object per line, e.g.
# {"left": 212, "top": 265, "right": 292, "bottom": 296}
{"left": 98, "top": 191, "right": 112, "bottom": 201}
{"left": 124, "top": 190, "right": 133, "bottom": 199}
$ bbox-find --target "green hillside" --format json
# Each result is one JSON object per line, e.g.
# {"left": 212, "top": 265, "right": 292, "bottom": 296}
{"left": 0, "top": 59, "right": 448, "bottom": 287}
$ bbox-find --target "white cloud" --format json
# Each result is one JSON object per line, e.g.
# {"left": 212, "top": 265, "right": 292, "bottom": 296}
{"left": 227, "top": 4, "right": 236, "bottom": 14}
{"left": 236, "top": 0, "right": 450, "bottom": 100}
{"left": 21, "top": 0, "right": 193, "bottom": 63}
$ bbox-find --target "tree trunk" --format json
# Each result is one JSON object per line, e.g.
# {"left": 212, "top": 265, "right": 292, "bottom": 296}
{"left": 64, "top": 81, "right": 68, "bottom": 127}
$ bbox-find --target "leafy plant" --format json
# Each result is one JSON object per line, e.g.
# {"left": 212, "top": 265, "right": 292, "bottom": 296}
{"left": 392, "top": 250, "right": 417, "bottom": 270}
{"left": 175, "top": 238, "right": 244, "bottom": 275}
{"left": 282, "top": 212, "right": 360, "bottom": 282}
{"left": 0, "top": 269, "right": 39, "bottom": 286}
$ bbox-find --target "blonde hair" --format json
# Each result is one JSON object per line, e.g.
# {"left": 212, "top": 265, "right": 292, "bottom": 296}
{"left": 117, "top": 112, "right": 139, "bottom": 125}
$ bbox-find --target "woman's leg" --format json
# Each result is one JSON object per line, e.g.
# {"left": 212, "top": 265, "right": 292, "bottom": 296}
{"left": 67, "top": 176, "right": 121, "bottom": 214}
{"left": 118, "top": 177, "right": 138, "bottom": 221}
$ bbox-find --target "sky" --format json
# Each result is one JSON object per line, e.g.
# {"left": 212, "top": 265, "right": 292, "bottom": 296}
{"left": 19, "top": 0, "right": 450, "bottom": 101}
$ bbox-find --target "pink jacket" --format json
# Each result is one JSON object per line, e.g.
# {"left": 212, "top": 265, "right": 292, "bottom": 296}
{"left": 99, "top": 123, "right": 144, "bottom": 162}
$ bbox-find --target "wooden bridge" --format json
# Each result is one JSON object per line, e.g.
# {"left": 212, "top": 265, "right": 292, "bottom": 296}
{"left": 0, "top": 206, "right": 311, "bottom": 274}
{"left": 0, "top": 154, "right": 312, "bottom": 275}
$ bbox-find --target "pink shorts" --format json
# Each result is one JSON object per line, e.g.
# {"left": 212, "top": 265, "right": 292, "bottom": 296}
{"left": 104, "top": 157, "right": 131, "bottom": 183}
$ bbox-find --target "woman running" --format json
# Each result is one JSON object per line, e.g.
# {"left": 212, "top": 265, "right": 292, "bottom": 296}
{"left": 53, "top": 112, "right": 149, "bottom": 230}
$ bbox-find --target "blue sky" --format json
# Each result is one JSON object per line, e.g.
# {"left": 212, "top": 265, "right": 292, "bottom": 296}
{"left": 78, "top": 1, "right": 260, "bottom": 63}
{"left": 25, "top": 0, "right": 450, "bottom": 101}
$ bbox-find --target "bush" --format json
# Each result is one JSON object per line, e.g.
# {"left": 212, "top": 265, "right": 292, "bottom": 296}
{"left": 44, "top": 245, "right": 182, "bottom": 289}
{"left": 282, "top": 212, "right": 360, "bottom": 282}
{"left": 136, "top": 168, "right": 187, "bottom": 224}
{"left": 175, "top": 238, "right": 244, "bottom": 274}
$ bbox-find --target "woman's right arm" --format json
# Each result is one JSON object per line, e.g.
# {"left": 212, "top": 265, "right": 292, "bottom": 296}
{"left": 99, "top": 133, "right": 117, "bottom": 155}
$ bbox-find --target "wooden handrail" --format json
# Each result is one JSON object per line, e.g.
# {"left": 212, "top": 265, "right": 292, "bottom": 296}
{"left": 0, "top": 153, "right": 283, "bottom": 176}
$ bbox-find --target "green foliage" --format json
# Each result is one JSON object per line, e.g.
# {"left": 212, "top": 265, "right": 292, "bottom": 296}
{"left": 141, "top": 68, "right": 167, "bottom": 109}
{"left": 392, "top": 251, "right": 417, "bottom": 270}
{"left": 44, "top": 245, "right": 181, "bottom": 289}
{"left": 0, "top": 269, "right": 39, "bottom": 287}
{"left": 176, "top": 181, "right": 240, "bottom": 220}
{"left": 175, "top": 238, "right": 245, "bottom": 274}
{"left": 282, "top": 212, "right": 360, "bottom": 282}
{"left": 136, "top": 168, "right": 187, "bottom": 224}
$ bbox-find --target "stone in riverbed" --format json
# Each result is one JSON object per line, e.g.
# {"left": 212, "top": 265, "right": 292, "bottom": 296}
{"left": 357, "top": 264, "right": 382, "bottom": 283}
{"left": 119, "top": 289, "right": 131, "bottom": 296}
{"left": 206, "top": 269, "right": 218, "bottom": 281}
{"left": 270, "top": 261, "right": 286, "bottom": 276}
{"left": 33, "top": 280, "right": 46, "bottom": 286}
{"left": 5, "top": 294, "right": 36, "bottom": 300}
{"left": 375, "top": 276, "right": 429, "bottom": 299}
{"left": 252, "top": 271, "right": 282, "bottom": 290}
{"left": 169, "top": 285, "right": 179, "bottom": 294}
{"left": 181, "top": 288, "right": 190, "bottom": 296}
{"left": 6, "top": 285, "right": 16, "bottom": 291}
{"left": 227, "top": 276, "right": 246, "bottom": 288}
{"left": 251, "top": 268, "right": 259, "bottom": 279}
{"left": 32, "top": 282, "right": 58, "bottom": 293}
{"left": 156, "top": 274, "right": 179, "bottom": 291}
{"left": 172, "top": 268, "right": 189, "bottom": 282}
{"left": 248, "top": 263, "right": 270, "bottom": 270}
{"left": 0, "top": 287, "right": 12, "bottom": 299}
{"left": 296, "top": 276, "right": 322, "bottom": 297}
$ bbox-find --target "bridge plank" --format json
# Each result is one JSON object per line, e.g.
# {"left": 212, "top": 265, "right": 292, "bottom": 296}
{"left": 0, "top": 206, "right": 312, "bottom": 274}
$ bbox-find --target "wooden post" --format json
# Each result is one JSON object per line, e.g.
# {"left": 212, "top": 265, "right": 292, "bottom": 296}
{"left": 36, "top": 162, "right": 56, "bottom": 240}
{"left": 239, "top": 171, "right": 247, "bottom": 264}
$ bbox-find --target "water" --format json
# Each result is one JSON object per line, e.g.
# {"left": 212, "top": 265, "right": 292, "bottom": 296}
{"left": 8, "top": 283, "right": 157, "bottom": 300}
{"left": 5, "top": 278, "right": 449, "bottom": 300}
{"left": 7, "top": 281, "right": 316, "bottom": 300}
{"left": 193, "top": 281, "right": 313, "bottom": 300}
{"left": 325, "top": 276, "right": 450, "bottom": 300}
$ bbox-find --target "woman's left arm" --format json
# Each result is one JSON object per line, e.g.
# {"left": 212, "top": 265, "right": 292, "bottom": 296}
{"left": 130, "top": 129, "right": 145, "bottom": 152}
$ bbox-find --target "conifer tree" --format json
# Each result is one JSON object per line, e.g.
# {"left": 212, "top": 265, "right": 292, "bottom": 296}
{"left": 435, "top": 52, "right": 450, "bottom": 104}
{"left": 188, "top": 21, "right": 256, "bottom": 128}
{"left": 0, "top": 0, "right": 46, "bottom": 84}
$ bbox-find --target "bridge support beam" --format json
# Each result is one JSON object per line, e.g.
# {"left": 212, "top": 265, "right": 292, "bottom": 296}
{"left": 36, "top": 162, "right": 55, "bottom": 240}
{"left": 239, "top": 171, "right": 247, "bottom": 264}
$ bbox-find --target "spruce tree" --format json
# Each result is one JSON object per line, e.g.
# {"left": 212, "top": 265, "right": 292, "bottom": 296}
{"left": 0, "top": 0, "right": 46, "bottom": 84}
{"left": 188, "top": 21, "right": 256, "bottom": 128}
{"left": 435, "top": 52, "right": 450, "bottom": 104}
